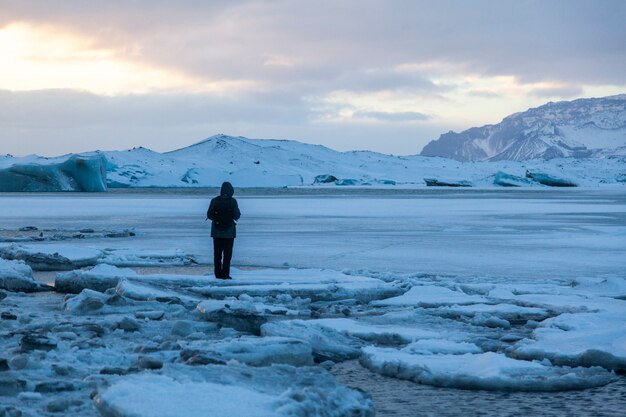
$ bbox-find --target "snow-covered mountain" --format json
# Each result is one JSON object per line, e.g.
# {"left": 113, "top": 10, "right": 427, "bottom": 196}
{"left": 421, "top": 95, "right": 626, "bottom": 161}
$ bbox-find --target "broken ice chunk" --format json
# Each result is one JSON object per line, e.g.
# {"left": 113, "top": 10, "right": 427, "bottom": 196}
{"left": 0, "top": 244, "right": 102, "bottom": 271}
{"left": 94, "top": 364, "right": 374, "bottom": 417}
{"left": 372, "top": 285, "right": 486, "bottom": 307}
{"left": 360, "top": 347, "right": 615, "bottom": 391}
{"left": 0, "top": 258, "right": 49, "bottom": 292}
{"left": 513, "top": 311, "right": 626, "bottom": 371}
{"left": 55, "top": 264, "right": 137, "bottom": 293}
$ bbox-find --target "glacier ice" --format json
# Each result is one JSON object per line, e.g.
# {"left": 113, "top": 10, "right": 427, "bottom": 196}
{"left": 423, "top": 178, "right": 472, "bottom": 187}
{"left": 525, "top": 171, "right": 577, "bottom": 187}
{"left": 493, "top": 171, "right": 535, "bottom": 187}
{"left": 0, "top": 154, "right": 107, "bottom": 192}
{"left": 313, "top": 174, "right": 338, "bottom": 183}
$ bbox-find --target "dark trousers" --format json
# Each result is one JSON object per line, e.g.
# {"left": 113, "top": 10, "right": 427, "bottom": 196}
{"left": 213, "top": 238, "right": 234, "bottom": 278}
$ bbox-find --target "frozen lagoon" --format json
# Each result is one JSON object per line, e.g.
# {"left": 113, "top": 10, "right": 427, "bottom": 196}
{"left": 2, "top": 187, "right": 625, "bottom": 280}
{"left": 1, "top": 188, "right": 625, "bottom": 416}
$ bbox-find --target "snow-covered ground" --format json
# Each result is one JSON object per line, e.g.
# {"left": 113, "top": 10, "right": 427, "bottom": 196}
{"left": 1, "top": 189, "right": 625, "bottom": 416}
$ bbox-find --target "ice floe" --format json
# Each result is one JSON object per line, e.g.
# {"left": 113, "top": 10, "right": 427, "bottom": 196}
{"left": 94, "top": 364, "right": 375, "bottom": 417}
{"left": 56, "top": 264, "right": 137, "bottom": 293}
{"left": 2, "top": 258, "right": 626, "bottom": 417}
{"left": 0, "top": 244, "right": 198, "bottom": 272}
{"left": 401, "top": 339, "right": 483, "bottom": 355}
{"left": 261, "top": 320, "right": 361, "bottom": 361}
{"left": 62, "top": 289, "right": 108, "bottom": 314}
{"left": 116, "top": 278, "right": 198, "bottom": 304}
{"left": 431, "top": 303, "right": 550, "bottom": 323}
{"left": 179, "top": 336, "right": 313, "bottom": 367}
{"left": 0, "top": 258, "right": 49, "bottom": 292}
{"left": 0, "top": 244, "right": 103, "bottom": 271}
{"left": 302, "top": 318, "right": 440, "bottom": 344}
{"left": 197, "top": 298, "right": 305, "bottom": 334}
{"left": 0, "top": 226, "right": 135, "bottom": 243}
{"left": 513, "top": 312, "right": 626, "bottom": 370}
{"left": 191, "top": 268, "right": 401, "bottom": 302}
{"left": 100, "top": 248, "right": 197, "bottom": 267}
{"left": 55, "top": 264, "right": 205, "bottom": 294}
{"left": 570, "top": 276, "right": 626, "bottom": 299}
{"left": 360, "top": 347, "right": 616, "bottom": 391}
{"left": 372, "top": 285, "right": 486, "bottom": 307}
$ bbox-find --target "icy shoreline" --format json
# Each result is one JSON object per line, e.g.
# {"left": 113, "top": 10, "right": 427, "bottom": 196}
{"left": 1, "top": 190, "right": 624, "bottom": 416}
{"left": 2, "top": 259, "right": 625, "bottom": 416}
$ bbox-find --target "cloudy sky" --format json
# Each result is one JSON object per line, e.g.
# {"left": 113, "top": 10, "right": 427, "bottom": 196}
{"left": 1, "top": 0, "right": 625, "bottom": 156}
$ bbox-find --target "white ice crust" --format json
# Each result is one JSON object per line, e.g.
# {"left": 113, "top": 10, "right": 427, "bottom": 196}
{"left": 95, "top": 364, "right": 374, "bottom": 417}
{"left": 372, "top": 285, "right": 486, "bottom": 307}
{"left": 513, "top": 312, "right": 626, "bottom": 370}
{"left": 361, "top": 347, "right": 616, "bottom": 391}
{"left": 0, "top": 258, "right": 46, "bottom": 292}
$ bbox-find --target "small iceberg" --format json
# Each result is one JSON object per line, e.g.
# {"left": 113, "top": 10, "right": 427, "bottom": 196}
{"left": 313, "top": 174, "right": 338, "bottom": 184}
{"left": 493, "top": 171, "right": 534, "bottom": 187}
{"left": 423, "top": 178, "right": 472, "bottom": 187}
{"left": 525, "top": 171, "right": 577, "bottom": 187}
{"left": 0, "top": 154, "right": 107, "bottom": 192}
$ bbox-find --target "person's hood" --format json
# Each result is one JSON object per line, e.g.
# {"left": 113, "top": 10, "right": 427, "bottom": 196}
{"left": 220, "top": 181, "right": 234, "bottom": 197}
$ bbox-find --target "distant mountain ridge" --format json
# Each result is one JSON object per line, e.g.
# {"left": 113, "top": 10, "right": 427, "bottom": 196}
{"left": 421, "top": 95, "right": 626, "bottom": 161}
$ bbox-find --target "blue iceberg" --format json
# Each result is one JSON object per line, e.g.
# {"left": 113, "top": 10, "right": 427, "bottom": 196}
{"left": 525, "top": 171, "right": 577, "bottom": 187}
{"left": 493, "top": 171, "right": 535, "bottom": 187}
{"left": 0, "top": 154, "right": 107, "bottom": 192}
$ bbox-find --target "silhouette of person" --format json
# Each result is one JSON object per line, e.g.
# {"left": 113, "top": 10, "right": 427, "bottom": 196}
{"left": 207, "top": 182, "right": 241, "bottom": 279}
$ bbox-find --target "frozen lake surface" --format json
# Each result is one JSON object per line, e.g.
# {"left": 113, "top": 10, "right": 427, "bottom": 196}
{"left": 1, "top": 188, "right": 625, "bottom": 416}
{"left": 2, "top": 188, "right": 625, "bottom": 280}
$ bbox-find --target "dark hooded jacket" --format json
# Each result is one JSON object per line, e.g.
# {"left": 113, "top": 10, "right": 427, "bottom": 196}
{"left": 207, "top": 182, "right": 241, "bottom": 238}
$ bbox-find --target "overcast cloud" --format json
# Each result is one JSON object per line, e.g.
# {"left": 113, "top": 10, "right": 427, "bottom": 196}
{"left": 0, "top": 0, "right": 624, "bottom": 155}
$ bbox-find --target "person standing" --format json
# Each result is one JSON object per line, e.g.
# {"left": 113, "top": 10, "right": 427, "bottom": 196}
{"left": 207, "top": 182, "right": 241, "bottom": 279}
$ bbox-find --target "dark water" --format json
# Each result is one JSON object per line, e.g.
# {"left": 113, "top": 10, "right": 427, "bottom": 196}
{"left": 330, "top": 361, "right": 626, "bottom": 417}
